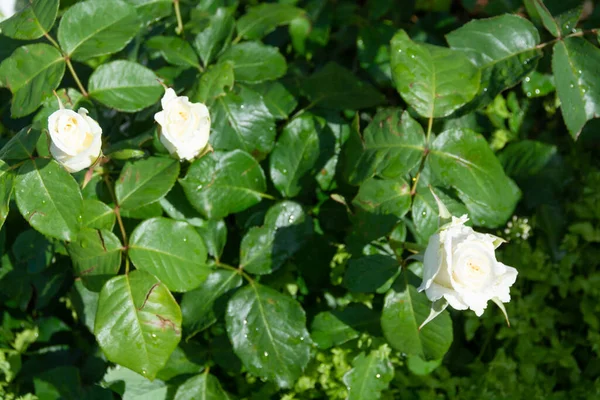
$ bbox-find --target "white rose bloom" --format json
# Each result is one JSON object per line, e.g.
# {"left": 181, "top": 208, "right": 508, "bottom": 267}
{"left": 47, "top": 107, "right": 102, "bottom": 173}
{"left": 154, "top": 88, "right": 211, "bottom": 161}
{"left": 418, "top": 215, "right": 518, "bottom": 317}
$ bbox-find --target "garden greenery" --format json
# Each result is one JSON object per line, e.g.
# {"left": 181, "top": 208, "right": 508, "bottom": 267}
{"left": 0, "top": 0, "right": 599, "bottom": 398}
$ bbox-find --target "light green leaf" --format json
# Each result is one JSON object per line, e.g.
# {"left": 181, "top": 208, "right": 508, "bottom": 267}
{"left": 269, "top": 115, "right": 320, "bottom": 198}
{"left": 311, "top": 304, "right": 381, "bottom": 349}
{"left": 94, "top": 271, "right": 182, "bottom": 380}
{"left": 103, "top": 365, "right": 168, "bottom": 399}
{"left": 552, "top": 37, "right": 600, "bottom": 139}
{"left": 15, "top": 159, "right": 82, "bottom": 241}
{"left": 391, "top": 30, "right": 480, "bottom": 118}
{"left": 236, "top": 3, "right": 305, "bottom": 40}
{"left": 225, "top": 284, "right": 311, "bottom": 388}
{"left": 211, "top": 87, "right": 276, "bottom": 159}
{"left": 240, "top": 201, "right": 313, "bottom": 275}
{"left": 427, "top": 128, "right": 520, "bottom": 227}
{"left": 124, "top": 0, "right": 172, "bottom": 25}
{"left": 343, "top": 345, "right": 394, "bottom": 400}
{"left": 88, "top": 60, "right": 164, "bottom": 112}
{"left": 0, "top": 161, "right": 14, "bottom": 230}
{"left": 446, "top": 14, "right": 541, "bottom": 113}
{"left": 522, "top": 71, "right": 555, "bottom": 98}
{"left": 302, "top": 62, "right": 385, "bottom": 110}
{"left": 193, "top": 7, "right": 235, "bottom": 67}
{"left": 82, "top": 199, "right": 116, "bottom": 231}
{"left": 0, "top": 0, "right": 59, "bottom": 40}
{"left": 129, "top": 217, "right": 210, "bottom": 292}
{"left": 347, "top": 109, "right": 426, "bottom": 185}
{"left": 146, "top": 36, "right": 200, "bottom": 69}
{"left": 0, "top": 43, "right": 65, "bottom": 118}
{"left": 174, "top": 372, "right": 234, "bottom": 400}
{"left": 180, "top": 150, "right": 267, "bottom": 219}
{"left": 192, "top": 62, "right": 234, "bottom": 105}
{"left": 57, "top": 0, "right": 141, "bottom": 61}
{"left": 115, "top": 157, "right": 180, "bottom": 210}
{"left": 181, "top": 269, "right": 242, "bottom": 337}
{"left": 68, "top": 228, "right": 123, "bottom": 292}
{"left": 381, "top": 272, "right": 452, "bottom": 360}
{"left": 220, "top": 41, "right": 287, "bottom": 83}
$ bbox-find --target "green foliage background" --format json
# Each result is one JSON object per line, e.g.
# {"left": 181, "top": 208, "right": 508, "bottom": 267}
{"left": 0, "top": 0, "right": 599, "bottom": 399}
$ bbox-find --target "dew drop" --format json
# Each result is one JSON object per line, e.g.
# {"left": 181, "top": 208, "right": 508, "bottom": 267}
{"left": 300, "top": 336, "right": 304, "bottom": 341}
{"left": 288, "top": 215, "right": 295, "bottom": 223}
{"left": 183, "top": 238, "right": 187, "bottom": 242}
{"left": 376, "top": 374, "right": 381, "bottom": 378}
{"left": 570, "top": 84, "right": 574, "bottom": 88}
{"left": 526, "top": 92, "right": 532, "bottom": 97}
{"left": 151, "top": 333, "right": 157, "bottom": 338}
{"left": 483, "top": 88, "right": 488, "bottom": 92}
{"left": 410, "top": 54, "right": 415, "bottom": 59}
{"left": 244, "top": 334, "right": 248, "bottom": 338}
{"left": 578, "top": 70, "right": 582, "bottom": 74}
{"left": 240, "top": 105, "right": 245, "bottom": 109}
{"left": 263, "top": 351, "right": 269, "bottom": 357}
{"left": 398, "top": 49, "right": 402, "bottom": 53}
{"left": 421, "top": 211, "right": 426, "bottom": 216}
{"left": 42, "top": 200, "right": 46, "bottom": 204}
{"left": 141, "top": 369, "right": 147, "bottom": 376}
{"left": 534, "top": 89, "right": 540, "bottom": 95}
{"left": 525, "top": 77, "right": 530, "bottom": 82}
{"left": 197, "top": 185, "right": 203, "bottom": 190}
{"left": 243, "top": 319, "right": 248, "bottom": 325}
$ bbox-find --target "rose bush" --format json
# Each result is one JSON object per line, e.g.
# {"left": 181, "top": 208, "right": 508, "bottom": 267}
{"left": 0, "top": 0, "right": 599, "bottom": 399}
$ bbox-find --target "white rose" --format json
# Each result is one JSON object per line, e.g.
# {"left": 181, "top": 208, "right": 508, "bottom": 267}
{"left": 154, "top": 88, "right": 211, "bottom": 161}
{"left": 418, "top": 215, "right": 518, "bottom": 317}
{"left": 47, "top": 107, "right": 102, "bottom": 173}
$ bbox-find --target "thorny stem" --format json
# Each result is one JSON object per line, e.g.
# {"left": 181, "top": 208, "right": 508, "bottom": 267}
{"left": 535, "top": 28, "right": 599, "bottom": 50}
{"left": 65, "top": 58, "right": 89, "bottom": 97}
{"left": 103, "top": 174, "right": 129, "bottom": 273}
{"left": 173, "top": 0, "right": 184, "bottom": 36}
{"left": 216, "top": 262, "right": 254, "bottom": 283}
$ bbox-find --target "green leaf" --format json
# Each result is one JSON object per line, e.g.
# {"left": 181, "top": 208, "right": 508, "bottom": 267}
{"left": 211, "top": 87, "right": 276, "bottom": 159}
{"left": 528, "top": 0, "right": 582, "bottom": 37}
{"left": 522, "top": 71, "right": 555, "bottom": 98}
{"left": 353, "top": 177, "right": 411, "bottom": 218}
{"left": 194, "top": 219, "right": 228, "bottom": 261}
{"left": 236, "top": 3, "right": 305, "bottom": 40}
{"left": 15, "top": 159, "right": 83, "bottom": 241}
{"left": 0, "top": 161, "right": 14, "bottom": 230}
{"left": 174, "top": 372, "right": 234, "bottom": 400}
{"left": 344, "top": 255, "right": 400, "bottom": 293}
{"left": 57, "top": 0, "right": 141, "bottom": 61}
{"left": 552, "top": 37, "right": 600, "bottom": 139}
{"left": 180, "top": 150, "right": 267, "bottom": 219}
{"left": 94, "top": 271, "right": 182, "bottom": 380}
{"left": 181, "top": 270, "right": 242, "bottom": 336}
{"left": 193, "top": 7, "right": 235, "bottom": 67}
{"left": 269, "top": 115, "right": 320, "bottom": 198}
{"left": 311, "top": 304, "right": 381, "bottom": 349}
{"left": 348, "top": 109, "right": 426, "bottom": 185}
{"left": 129, "top": 217, "right": 210, "bottom": 292}
{"left": 343, "top": 345, "right": 394, "bottom": 400}
{"left": 251, "top": 81, "right": 297, "bottom": 120}
{"left": 381, "top": 272, "right": 452, "bottom": 360}
{"left": 225, "top": 284, "right": 311, "bottom": 388}
{"left": 146, "top": 36, "right": 200, "bottom": 69}
{"left": 0, "top": 127, "right": 42, "bottom": 163}
{"left": 0, "top": 0, "right": 59, "bottom": 40}
{"left": 156, "top": 342, "right": 208, "bottom": 381}
{"left": 82, "top": 199, "right": 116, "bottom": 231}
{"left": 67, "top": 228, "right": 123, "bottom": 292}
{"left": 0, "top": 43, "right": 65, "bottom": 118}
{"left": 427, "top": 128, "right": 520, "bottom": 227}
{"left": 499, "top": 140, "right": 557, "bottom": 180}
{"left": 446, "top": 15, "right": 541, "bottom": 113}
{"left": 115, "top": 157, "right": 180, "bottom": 210}
{"left": 240, "top": 201, "right": 313, "bottom": 275}
{"left": 412, "top": 185, "right": 468, "bottom": 243}
{"left": 119, "top": 201, "right": 163, "bottom": 220}
{"left": 302, "top": 62, "right": 385, "bottom": 110}
{"left": 192, "top": 62, "right": 234, "bottom": 105}
{"left": 103, "top": 365, "right": 168, "bottom": 399}
{"left": 123, "top": 0, "right": 172, "bottom": 25}
{"left": 88, "top": 60, "right": 164, "bottom": 112}
{"left": 390, "top": 30, "right": 480, "bottom": 118}
{"left": 220, "top": 41, "right": 287, "bottom": 83}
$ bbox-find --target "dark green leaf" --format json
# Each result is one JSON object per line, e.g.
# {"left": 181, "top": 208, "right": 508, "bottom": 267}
{"left": 552, "top": 37, "right": 600, "bottom": 139}
{"left": 180, "top": 150, "right": 267, "bottom": 219}
{"left": 353, "top": 177, "right": 411, "bottom": 218}
{"left": 192, "top": 62, "right": 234, "bottom": 105}
{"left": 0, "top": 127, "right": 41, "bottom": 162}
{"left": 95, "top": 271, "right": 182, "bottom": 380}
{"left": 348, "top": 109, "right": 426, "bottom": 185}
{"left": 211, "top": 87, "right": 276, "bottom": 158}
{"left": 240, "top": 201, "right": 313, "bottom": 275}
{"left": 15, "top": 159, "right": 83, "bottom": 241}
{"left": 528, "top": 0, "right": 582, "bottom": 37}
{"left": 88, "top": 60, "right": 164, "bottom": 112}
{"left": 175, "top": 372, "right": 234, "bottom": 400}
{"left": 129, "top": 217, "right": 210, "bottom": 292}
{"left": 302, "top": 62, "right": 385, "bottom": 110}
{"left": 181, "top": 269, "right": 242, "bottom": 337}
{"left": 270, "top": 115, "right": 320, "bottom": 198}
{"left": 499, "top": 140, "right": 557, "bottom": 180}
{"left": 391, "top": 30, "right": 480, "bottom": 118}
{"left": 146, "top": 36, "right": 200, "bottom": 69}
{"left": 193, "top": 7, "right": 235, "bottom": 66}
{"left": 220, "top": 41, "right": 287, "bottom": 83}
{"left": 251, "top": 81, "right": 297, "bottom": 120}
{"left": 0, "top": 161, "right": 14, "bottom": 230}
{"left": 311, "top": 304, "right": 381, "bottom": 349}
{"left": 381, "top": 272, "right": 452, "bottom": 360}
{"left": 194, "top": 219, "right": 228, "bottom": 261}
{"left": 427, "top": 128, "right": 520, "bottom": 227}
{"left": 0, "top": 0, "right": 59, "bottom": 40}
{"left": 82, "top": 199, "right": 116, "bottom": 231}
{"left": 57, "top": 0, "right": 141, "bottom": 61}
{"left": 0, "top": 43, "right": 65, "bottom": 118}
{"left": 225, "top": 284, "right": 311, "bottom": 388}
{"left": 344, "top": 255, "right": 399, "bottom": 293}
{"left": 236, "top": 3, "right": 305, "bottom": 40}
{"left": 343, "top": 345, "right": 394, "bottom": 400}
{"left": 115, "top": 157, "right": 180, "bottom": 210}
{"left": 68, "top": 228, "right": 122, "bottom": 292}
{"left": 156, "top": 342, "right": 208, "bottom": 381}
{"left": 446, "top": 15, "right": 541, "bottom": 113}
